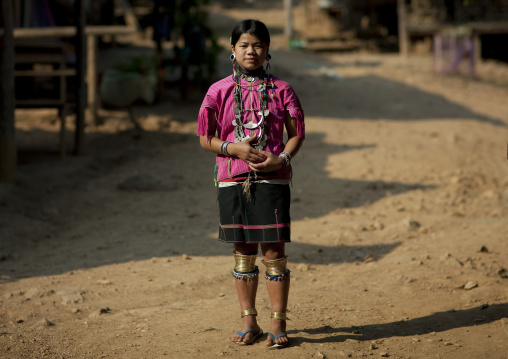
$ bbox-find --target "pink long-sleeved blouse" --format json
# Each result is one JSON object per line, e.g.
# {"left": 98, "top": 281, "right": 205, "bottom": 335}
{"left": 197, "top": 75, "right": 305, "bottom": 183}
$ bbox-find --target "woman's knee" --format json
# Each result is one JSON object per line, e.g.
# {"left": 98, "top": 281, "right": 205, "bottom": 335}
{"left": 261, "top": 242, "right": 285, "bottom": 260}
{"left": 234, "top": 243, "right": 259, "bottom": 255}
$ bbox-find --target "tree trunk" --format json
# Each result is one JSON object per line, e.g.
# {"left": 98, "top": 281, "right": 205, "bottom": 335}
{"left": 0, "top": 0, "right": 16, "bottom": 181}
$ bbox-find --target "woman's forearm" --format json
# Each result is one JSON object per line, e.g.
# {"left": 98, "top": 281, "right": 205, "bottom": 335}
{"left": 282, "top": 135, "right": 303, "bottom": 158}
{"left": 199, "top": 135, "right": 224, "bottom": 155}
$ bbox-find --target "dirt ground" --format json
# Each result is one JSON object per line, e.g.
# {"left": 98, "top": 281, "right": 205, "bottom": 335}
{"left": 1, "top": 2, "right": 508, "bottom": 358}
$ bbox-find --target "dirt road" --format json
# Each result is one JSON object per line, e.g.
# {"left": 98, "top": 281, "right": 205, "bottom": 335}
{"left": 1, "top": 2, "right": 508, "bottom": 358}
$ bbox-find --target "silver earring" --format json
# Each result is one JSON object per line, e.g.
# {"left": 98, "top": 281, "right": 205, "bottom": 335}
{"left": 230, "top": 54, "right": 236, "bottom": 62}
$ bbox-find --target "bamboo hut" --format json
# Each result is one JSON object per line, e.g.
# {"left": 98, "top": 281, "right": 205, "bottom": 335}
{"left": 302, "top": 0, "right": 508, "bottom": 64}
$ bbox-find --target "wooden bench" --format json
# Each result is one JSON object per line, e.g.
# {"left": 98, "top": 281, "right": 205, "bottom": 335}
{"left": 14, "top": 41, "right": 77, "bottom": 156}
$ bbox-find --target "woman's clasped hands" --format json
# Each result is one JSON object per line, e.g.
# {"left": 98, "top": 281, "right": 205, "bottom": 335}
{"left": 230, "top": 135, "right": 283, "bottom": 172}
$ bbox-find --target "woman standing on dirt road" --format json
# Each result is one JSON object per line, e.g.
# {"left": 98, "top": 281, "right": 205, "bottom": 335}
{"left": 197, "top": 19, "right": 305, "bottom": 349}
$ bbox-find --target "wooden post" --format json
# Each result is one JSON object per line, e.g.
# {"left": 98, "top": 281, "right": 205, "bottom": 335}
{"left": 87, "top": 34, "right": 97, "bottom": 125}
{"left": 284, "top": 0, "right": 293, "bottom": 45}
{"left": 0, "top": 0, "right": 16, "bottom": 181}
{"left": 397, "top": 0, "right": 409, "bottom": 57}
{"left": 433, "top": 33, "right": 442, "bottom": 72}
{"left": 73, "top": 0, "right": 86, "bottom": 155}
{"left": 473, "top": 32, "right": 481, "bottom": 65}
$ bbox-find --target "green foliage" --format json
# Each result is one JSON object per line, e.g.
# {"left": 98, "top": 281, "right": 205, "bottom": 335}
{"left": 114, "top": 55, "right": 158, "bottom": 76}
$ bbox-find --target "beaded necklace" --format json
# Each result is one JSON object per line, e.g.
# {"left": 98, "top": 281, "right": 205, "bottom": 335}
{"left": 232, "top": 62, "right": 271, "bottom": 150}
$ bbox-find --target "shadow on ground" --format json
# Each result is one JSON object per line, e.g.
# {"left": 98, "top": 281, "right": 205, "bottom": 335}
{"left": 6, "top": 44, "right": 504, "bottom": 278}
{"left": 0, "top": 125, "right": 418, "bottom": 278}
{"left": 289, "top": 303, "right": 508, "bottom": 344}
{"left": 288, "top": 66, "right": 506, "bottom": 128}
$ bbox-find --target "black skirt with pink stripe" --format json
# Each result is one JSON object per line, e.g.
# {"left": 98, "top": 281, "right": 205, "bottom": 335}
{"left": 218, "top": 182, "right": 291, "bottom": 243}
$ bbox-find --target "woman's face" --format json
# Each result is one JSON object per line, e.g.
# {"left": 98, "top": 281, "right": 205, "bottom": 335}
{"left": 231, "top": 33, "right": 269, "bottom": 71}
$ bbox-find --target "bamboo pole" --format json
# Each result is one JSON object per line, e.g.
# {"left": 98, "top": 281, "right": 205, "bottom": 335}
{"left": 0, "top": 0, "right": 16, "bottom": 181}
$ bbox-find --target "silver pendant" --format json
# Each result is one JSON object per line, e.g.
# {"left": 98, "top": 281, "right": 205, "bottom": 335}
{"left": 243, "top": 121, "right": 256, "bottom": 129}
{"left": 254, "top": 133, "right": 267, "bottom": 150}
{"left": 243, "top": 113, "right": 264, "bottom": 129}
{"left": 234, "top": 126, "right": 246, "bottom": 143}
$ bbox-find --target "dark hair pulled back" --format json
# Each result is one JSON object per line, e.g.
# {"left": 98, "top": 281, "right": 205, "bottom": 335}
{"left": 231, "top": 19, "right": 270, "bottom": 46}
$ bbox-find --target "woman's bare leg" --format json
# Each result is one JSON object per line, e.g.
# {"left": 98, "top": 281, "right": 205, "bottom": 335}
{"left": 261, "top": 242, "right": 290, "bottom": 347}
{"left": 231, "top": 242, "right": 261, "bottom": 344}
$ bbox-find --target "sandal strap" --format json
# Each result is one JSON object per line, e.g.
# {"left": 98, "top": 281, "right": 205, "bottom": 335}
{"left": 270, "top": 311, "right": 288, "bottom": 320}
{"left": 241, "top": 308, "right": 258, "bottom": 318}
{"left": 268, "top": 332, "right": 287, "bottom": 340}
{"left": 236, "top": 329, "right": 256, "bottom": 337}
